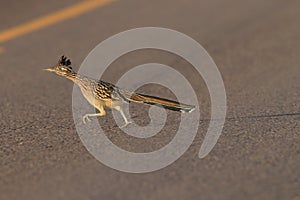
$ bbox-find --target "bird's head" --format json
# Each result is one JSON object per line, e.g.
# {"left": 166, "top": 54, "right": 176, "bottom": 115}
{"left": 44, "top": 55, "right": 75, "bottom": 77}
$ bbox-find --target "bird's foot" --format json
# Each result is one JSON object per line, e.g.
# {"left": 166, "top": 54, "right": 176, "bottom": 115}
{"left": 82, "top": 114, "right": 92, "bottom": 124}
{"left": 119, "top": 120, "right": 133, "bottom": 128}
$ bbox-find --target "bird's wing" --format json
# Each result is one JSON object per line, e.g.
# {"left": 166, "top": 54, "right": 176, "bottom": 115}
{"left": 93, "top": 80, "right": 123, "bottom": 102}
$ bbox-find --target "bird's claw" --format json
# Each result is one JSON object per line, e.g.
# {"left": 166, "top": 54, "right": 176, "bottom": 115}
{"left": 119, "top": 120, "right": 133, "bottom": 128}
{"left": 82, "top": 115, "right": 91, "bottom": 124}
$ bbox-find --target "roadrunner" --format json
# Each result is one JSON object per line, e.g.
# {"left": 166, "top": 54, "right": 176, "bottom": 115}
{"left": 45, "top": 56, "right": 195, "bottom": 127}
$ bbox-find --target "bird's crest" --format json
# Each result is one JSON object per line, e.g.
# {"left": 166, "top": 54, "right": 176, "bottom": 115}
{"left": 58, "top": 55, "right": 72, "bottom": 67}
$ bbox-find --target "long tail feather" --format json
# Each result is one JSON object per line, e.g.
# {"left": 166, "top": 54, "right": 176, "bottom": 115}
{"left": 119, "top": 90, "right": 195, "bottom": 113}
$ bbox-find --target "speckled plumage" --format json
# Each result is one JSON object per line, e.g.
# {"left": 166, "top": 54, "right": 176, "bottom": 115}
{"left": 45, "top": 55, "right": 195, "bottom": 127}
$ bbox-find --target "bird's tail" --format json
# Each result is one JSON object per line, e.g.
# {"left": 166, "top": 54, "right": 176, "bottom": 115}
{"left": 119, "top": 90, "right": 195, "bottom": 113}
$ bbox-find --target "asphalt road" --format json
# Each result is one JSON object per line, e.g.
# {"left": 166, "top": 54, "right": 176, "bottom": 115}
{"left": 1, "top": 0, "right": 299, "bottom": 199}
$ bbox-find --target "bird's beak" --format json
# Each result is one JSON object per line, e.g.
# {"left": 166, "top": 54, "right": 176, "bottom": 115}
{"left": 44, "top": 68, "right": 54, "bottom": 72}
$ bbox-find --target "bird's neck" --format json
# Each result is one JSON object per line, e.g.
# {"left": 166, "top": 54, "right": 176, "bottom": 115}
{"left": 65, "top": 72, "right": 90, "bottom": 89}
{"left": 64, "top": 72, "right": 78, "bottom": 82}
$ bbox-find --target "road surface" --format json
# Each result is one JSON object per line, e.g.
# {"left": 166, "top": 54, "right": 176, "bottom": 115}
{"left": 0, "top": 0, "right": 299, "bottom": 199}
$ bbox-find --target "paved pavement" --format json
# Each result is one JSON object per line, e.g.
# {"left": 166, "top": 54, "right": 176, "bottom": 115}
{"left": 0, "top": 0, "right": 299, "bottom": 199}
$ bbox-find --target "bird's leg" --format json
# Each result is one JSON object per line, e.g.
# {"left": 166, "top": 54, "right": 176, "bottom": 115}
{"left": 82, "top": 113, "right": 105, "bottom": 124}
{"left": 83, "top": 106, "right": 106, "bottom": 124}
{"left": 114, "top": 106, "right": 132, "bottom": 128}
